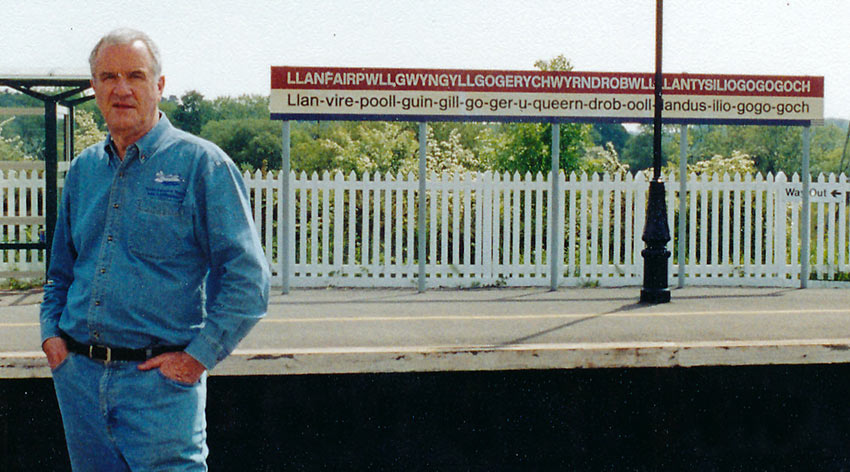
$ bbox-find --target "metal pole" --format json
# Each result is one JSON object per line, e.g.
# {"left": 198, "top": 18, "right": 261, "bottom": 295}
{"left": 65, "top": 107, "right": 74, "bottom": 162}
{"left": 550, "top": 123, "right": 561, "bottom": 291}
{"left": 418, "top": 123, "right": 427, "bottom": 293}
{"left": 800, "top": 125, "right": 811, "bottom": 288}
{"left": 651, "top": 2, "right": 664, "bottom": 184}
{"left": 640, "top": 0, "right": 671, "bottom": 303}
{"left": 281, "top": 121, "right": 291, "bottom": 294}
{"left": 678, "top": 124, "right": 687, "bottom": 288}
{"left": 44, "top": 99, "right": 58, "bottom": 272}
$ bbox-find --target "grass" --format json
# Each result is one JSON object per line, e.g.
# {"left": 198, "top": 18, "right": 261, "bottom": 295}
{"left": 0, "top": 277, "right": 44, "bottom": 291}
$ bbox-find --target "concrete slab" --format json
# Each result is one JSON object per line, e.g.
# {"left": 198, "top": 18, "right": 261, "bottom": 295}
{"left": 3, "top": 286, "right": 850, "bottom": 378}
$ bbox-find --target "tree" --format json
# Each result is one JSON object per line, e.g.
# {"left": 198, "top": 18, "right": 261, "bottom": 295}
{"left": 159, "top": 96, "right": 179, "bottom": 123}
{"left": 488, "top": 121, "right": 591, "bottom": 175}
{"left": 684, "top": 150, "right": 756, "bottom": 178}
{"left": 621, "top": 129, "right": 655, "bottom": 171}
{"left": 424, "top": 121, "right": 494, "bottom": 170}
{"left": 590, "top": 122, "right": 630, "bottom": 156}
{"left": 0, "top": 91, "right": 45, "bottom": 159}
{"left": 734, "top": 126, "right": 801, "bottom": 174}
{"left": 211, "top": 95, "right": 269, "bottom": 120}
{"left": 290, "top": 121, "right": 339, "bottom": 174}
{"left": 622, "top": 125, "right": 681, "bottom": 173}
{"left": 685, "top": 122, "right": 850, "bottom": 176}
{"left": 809, "top": 123, "right": 847, "bottom": 175}
{"left": 170, "top": 90, "right": 214, "bottom": 134}
{"left": 486, "top": 55, "right": 593, "bottom": 176}
{"left": 73, "top": 110, "right": 106, "bottom": 155}
{"left": 839, "top": 120, "right": 850, "bottom": 174}
{"left": 533, "top": 54, "right": 573, "bottom": 72}
{"left": 582, "top": 143, "right": 629, "bottom": 176}
{"left": 315, "top": 121, "right": 418, "bottom": 176}
{"left": 425, "top": 126, "right": 484, "bottom": 175}
{"left": 1, "top": 91, "right": 108, "bottom": 160}
{"left": 244, "top": 131, "right": 280, "bottom": 173}
{"left": 686, "top": 125, "right": 808, "bottom": 175}
{"left": 78, "top": 99, "right": 105, "bottom": 129}
{"left": 0, "top": 117, "right": 31, "bottom": 161}
{"left": 200, "top": 119, "right": 282, "bottom": 172}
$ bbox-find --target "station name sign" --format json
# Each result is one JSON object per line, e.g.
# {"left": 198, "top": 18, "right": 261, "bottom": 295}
{"left": 270, "top": 66, "right": 824, "bottom": 125}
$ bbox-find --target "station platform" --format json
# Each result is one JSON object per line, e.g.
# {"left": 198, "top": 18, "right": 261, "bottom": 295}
{"left": 3, "top": 286, "right": 850, "bottom": 379}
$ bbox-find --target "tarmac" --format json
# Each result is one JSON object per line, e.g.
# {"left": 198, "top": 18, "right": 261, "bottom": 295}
{"left": 3, "top": 285, "right": 850, "bottom": 378}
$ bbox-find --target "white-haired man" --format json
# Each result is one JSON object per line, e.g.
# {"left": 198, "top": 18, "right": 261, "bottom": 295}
{"left": 40, "top": 28, "right": 270, "bottom": 471}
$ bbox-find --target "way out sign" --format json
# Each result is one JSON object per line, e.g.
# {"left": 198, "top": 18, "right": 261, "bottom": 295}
{"left": 782, "top": 183, "right": 845, "bottom": 203}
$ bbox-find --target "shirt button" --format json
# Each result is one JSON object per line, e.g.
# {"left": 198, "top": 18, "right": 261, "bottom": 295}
{"left": 93, "top": 331, "right": 100, "bottom": 339}
{"left": 107, "top": 235, "right": 113, "bottom": 242}
{"left": 95, "top": 300, "right": 101, "bottom": 306}
{"left": 100, "top": 268, "right": 106, "bottom": 274}
{"left": 113, "top": 203, "right": 119, "bottom": 209}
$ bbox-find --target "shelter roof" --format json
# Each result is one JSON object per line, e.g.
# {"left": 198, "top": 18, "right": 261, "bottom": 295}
{"left": 0, "top": 73, "right": 91, "bottom": 88}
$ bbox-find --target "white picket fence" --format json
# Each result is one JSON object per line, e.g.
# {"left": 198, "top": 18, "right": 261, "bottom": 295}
{"left": 3, "top": 165, "right": 850, "bottom": 288}
{"left": 0, "top": 163, "right": 70, "bottom": 279}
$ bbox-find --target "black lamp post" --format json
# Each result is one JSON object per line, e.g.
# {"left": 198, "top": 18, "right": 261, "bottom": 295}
{"left": 640, "top": 0, "right": 671, "bottom": 304}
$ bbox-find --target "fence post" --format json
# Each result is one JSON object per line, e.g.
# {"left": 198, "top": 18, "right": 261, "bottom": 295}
{"left": 550, "top": 123, "right": 561, "bottom": 291}
{"left": 418, "top": 123, "right": 427, "bottom": 293}
{"left": 775, "top": 173, "right": 788, "bottom": 281}
{"left": 678, "top": 125, "right": 688, "bottom": 288}
{"left": 281, "top": 121, "right": 291, "bottom": 294}
{"left": 801, "top": 126, "right": 811, "bottom": 288}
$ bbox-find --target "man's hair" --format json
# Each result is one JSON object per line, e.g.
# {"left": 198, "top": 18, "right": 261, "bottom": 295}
{"left": 89, "top": 28, "right": 162, "bottom": 78}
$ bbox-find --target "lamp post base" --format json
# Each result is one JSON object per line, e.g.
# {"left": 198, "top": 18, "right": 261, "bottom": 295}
{"left": 640, "top": 179, "right": 671, "bottom": 304}
{"left": 640, "top": 287, "right": 671, "bottom": 304}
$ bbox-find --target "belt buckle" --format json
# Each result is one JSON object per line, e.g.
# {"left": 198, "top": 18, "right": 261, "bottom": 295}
{"left": 89, "top": 344, "right": 112, "bottom": 362}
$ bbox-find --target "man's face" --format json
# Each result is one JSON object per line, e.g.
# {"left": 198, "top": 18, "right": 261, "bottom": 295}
{"left": 91, "top": 41, "right": 164, "bottom": 144}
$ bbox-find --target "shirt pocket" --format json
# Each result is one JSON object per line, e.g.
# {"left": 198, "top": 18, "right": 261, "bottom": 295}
{"left": 128, "top": 199, "right": 195, "bottom": 260}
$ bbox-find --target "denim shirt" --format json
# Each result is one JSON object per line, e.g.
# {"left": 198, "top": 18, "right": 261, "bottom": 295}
{"left": 40, "top": 114, "right": 270, "bottom": 370}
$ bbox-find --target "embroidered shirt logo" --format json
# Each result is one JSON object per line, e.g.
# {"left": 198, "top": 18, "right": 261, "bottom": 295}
{"left": 154, "top": 171, "right": 183, "bottom": 186}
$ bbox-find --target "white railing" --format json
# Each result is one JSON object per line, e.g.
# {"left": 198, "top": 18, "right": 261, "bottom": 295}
{"left": 0, "top": 163, "right": 72, "bottom": 279}
{"left": 0, "top": 169, "right": 46, "bottom": 279}
{"left": 3, "top": 165, "right": 849, "bottom": 288}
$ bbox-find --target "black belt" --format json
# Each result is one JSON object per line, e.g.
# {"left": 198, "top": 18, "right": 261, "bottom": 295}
{"left": 59, "top": 332, "right": 185, "bottom": 362}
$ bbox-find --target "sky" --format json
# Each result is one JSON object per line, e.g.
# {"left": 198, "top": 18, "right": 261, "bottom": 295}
{"left": 3, "top": 0, "right": 849, "bottom": 120}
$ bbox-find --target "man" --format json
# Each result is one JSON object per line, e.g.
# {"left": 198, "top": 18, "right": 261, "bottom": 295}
{"left": 40, "top": 28, "right": 270, "bottom": 471}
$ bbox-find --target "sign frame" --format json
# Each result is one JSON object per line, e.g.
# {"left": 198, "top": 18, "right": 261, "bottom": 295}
{"left": 271, "top": 66, "right": 824, "bottom": 126}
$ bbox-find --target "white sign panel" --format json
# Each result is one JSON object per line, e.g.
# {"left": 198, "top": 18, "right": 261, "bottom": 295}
{"left": 271, "top": 67, "right": 824, "bottom": 125}
{"left": 782, "top": 183, "right": 844, "bottom": 203}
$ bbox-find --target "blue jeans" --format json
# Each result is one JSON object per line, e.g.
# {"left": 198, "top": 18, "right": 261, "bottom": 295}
{"left": 51, "top": 352, "right": 208, "bottom": 471}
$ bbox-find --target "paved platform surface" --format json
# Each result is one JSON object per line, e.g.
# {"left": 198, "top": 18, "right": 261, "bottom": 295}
{"left": 3, "top": 286, "right": 850, "bottom": 378}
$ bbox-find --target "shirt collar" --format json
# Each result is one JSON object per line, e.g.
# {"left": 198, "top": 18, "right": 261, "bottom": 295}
{"left": 103, "top": 112, "right": 173, "bottom": 164}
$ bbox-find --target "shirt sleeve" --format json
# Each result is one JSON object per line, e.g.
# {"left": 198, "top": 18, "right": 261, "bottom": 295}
{"left": 39, "top": 168, "right": 78, "bottom": 344}
{"left": 184, "top": 156, "right": 271, "bottom": 370}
